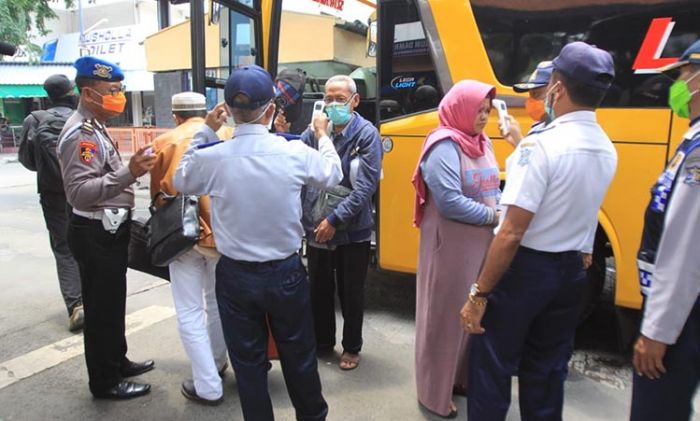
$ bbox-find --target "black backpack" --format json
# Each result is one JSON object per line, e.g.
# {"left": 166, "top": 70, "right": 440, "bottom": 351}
{"left": 31, "top": 109, "right": 71, "bottom": 194}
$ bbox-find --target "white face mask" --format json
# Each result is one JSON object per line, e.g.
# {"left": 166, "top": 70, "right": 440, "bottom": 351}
{"left": 239, "top": 101, "right": 273, "bottom": 129}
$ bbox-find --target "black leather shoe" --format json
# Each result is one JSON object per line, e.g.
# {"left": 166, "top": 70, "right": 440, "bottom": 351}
{"left": 181, "top": 380, "right": 223, "bottom": 406}
{"left": 93, "top": 381, "right": 151, "bottom": 400}
{"left": 120, "top": 359, "right": 155, "bottom": 377}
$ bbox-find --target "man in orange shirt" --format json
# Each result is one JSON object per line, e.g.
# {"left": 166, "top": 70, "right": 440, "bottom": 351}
{"left": 150, "top": 92, "right": 232, "bottom": 405}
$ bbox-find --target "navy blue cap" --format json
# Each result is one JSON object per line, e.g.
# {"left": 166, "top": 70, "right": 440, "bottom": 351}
{"left": 224, "top": 65, "right": 275, "bottom": 109}
{"left": 73, "top": 56, "right": 124, "bottom": 82}
{"left": 513, "top": 61, "right": 553, "bottom": 92}
{"left": 657, "top": 39, "right": 700, "bottom": 72}
{"left": 552, "top": 42, "right": 614, "bottom": 90}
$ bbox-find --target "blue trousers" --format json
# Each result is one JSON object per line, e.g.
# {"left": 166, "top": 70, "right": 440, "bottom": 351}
{"left": 467, "top": 247, "right": 586, "bottom": 421}
{"left": 630, "top": 300, "right": 700, "bottom": 421}
{"left": 215, "top": 254, "right": 328, "bottom": 421}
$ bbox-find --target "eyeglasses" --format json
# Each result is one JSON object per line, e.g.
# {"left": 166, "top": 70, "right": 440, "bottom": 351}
{"left": 323, "top": 94, "right": 354, "bottom": 105}
{"left": 107, "top": 85, "right": 126, "bottom": 96}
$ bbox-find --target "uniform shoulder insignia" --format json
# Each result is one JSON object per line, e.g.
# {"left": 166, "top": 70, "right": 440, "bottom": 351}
{"left": 196, "top": 140, "right": 223, "bottom": 150}
{"left": 80, "top": 119, "right": 95, "bottom": 135}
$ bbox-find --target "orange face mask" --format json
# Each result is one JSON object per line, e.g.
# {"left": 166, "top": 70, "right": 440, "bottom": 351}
{"left": 87, "top": 87, "right": 127, "bottom": 114}
{"left": 525, "top": 97, "right": 545, "bottom": 122}
{"left": 102, "top": 92, "right": 127, "bottom": 114}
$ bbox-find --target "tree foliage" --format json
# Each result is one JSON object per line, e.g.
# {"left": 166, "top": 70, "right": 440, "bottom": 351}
{"left": 0, "top": 0, "right": 75, "bottom": 59}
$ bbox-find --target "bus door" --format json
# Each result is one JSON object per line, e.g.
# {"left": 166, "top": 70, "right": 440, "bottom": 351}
{"left": 376, "top": 0, "right": 449, "bottom": 273}
{"left": 197, "top": 0, "right": 268, "bottom": 100}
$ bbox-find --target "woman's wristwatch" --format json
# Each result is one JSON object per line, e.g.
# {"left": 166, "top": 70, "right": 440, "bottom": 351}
{"left": 468, "top": 283, "right": 489, "bottom": 306}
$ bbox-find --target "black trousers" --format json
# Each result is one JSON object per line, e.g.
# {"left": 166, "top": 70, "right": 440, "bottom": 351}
{"left": 39, "top": 192, "right": 81, "bottom": 315}
{"left": 216, "top": 254, "right": 328, "bottom": 421}
{"left": 307, "top": 241, "right": 370, "bottom": 354}
{"left": 67, "top": 214, "right": 129, "bottom": 394}
{"left": 467, "top": 248, "right": 586, "bottom": 421}
{"left": 631, "top": 299, "right": 700, "bottom": 421}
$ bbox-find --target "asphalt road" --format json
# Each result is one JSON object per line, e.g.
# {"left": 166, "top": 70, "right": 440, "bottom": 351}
{"left": 0, "top": 158, "right": 695, "bottom": 420}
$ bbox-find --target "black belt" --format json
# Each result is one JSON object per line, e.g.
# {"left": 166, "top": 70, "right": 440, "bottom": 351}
{"left": 519, "top": 246, "right": 579, "bottom": 259}
{"left": 228, "top": 253, "right": 298, "bottom": 268}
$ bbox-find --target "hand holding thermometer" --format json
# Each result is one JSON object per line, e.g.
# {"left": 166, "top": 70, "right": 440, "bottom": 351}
{"left": 312, "top": 100, "right": 325, "bottom": 120}
{"left": 492, "top": 99, "right": 510, "bottom": 135}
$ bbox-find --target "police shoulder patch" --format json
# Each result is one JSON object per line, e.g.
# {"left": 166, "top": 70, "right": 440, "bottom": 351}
{"left": 79, "top": 141, "right": 98, "bottom": 164}
{"left": 684, "top": 165, "right": 700, "bottom": 186}
{"left": 517, "top": 147, "right": 532, "bottom": 167}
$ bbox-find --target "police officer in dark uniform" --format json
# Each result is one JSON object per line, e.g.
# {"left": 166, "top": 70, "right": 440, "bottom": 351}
{"left": 57, "top": 56, "right": 155, "bottom": 399}
{"left": 632, "top": 39, "right": 700, "bottom": 421}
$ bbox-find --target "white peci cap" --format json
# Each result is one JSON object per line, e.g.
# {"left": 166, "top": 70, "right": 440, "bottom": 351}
{"left": 172, "top": 92, "right": 207, "bottom": 111}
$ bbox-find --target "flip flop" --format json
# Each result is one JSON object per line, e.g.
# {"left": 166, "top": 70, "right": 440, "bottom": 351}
{"left": 339, "top": 352, "right": 360, "bottom": 370}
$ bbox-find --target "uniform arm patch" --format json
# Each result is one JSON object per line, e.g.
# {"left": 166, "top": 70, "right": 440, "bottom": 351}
{"left": 684, "top": 165, "right": 700, "bottom": 185}
{"left": 79, "top": 141, "right": 98, "bottom": 164}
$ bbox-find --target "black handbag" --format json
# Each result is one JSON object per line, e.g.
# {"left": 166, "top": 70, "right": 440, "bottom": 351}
{"left": 127, "top": 219, "right": 170, "bottom": 281}
{"left": 147, "top": 192, "right": 200, "bottom": 267}
{"left": 311, "top": 184, "right": 353, "bottom": 230}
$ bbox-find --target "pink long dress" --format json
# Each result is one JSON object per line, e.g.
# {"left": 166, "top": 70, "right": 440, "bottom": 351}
{"left": 415, "top": 141, "right": 499, "bottom": 416}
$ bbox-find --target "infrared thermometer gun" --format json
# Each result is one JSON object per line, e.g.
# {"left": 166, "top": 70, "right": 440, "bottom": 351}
{"left": 312, "top": 100, "right": 325, "bottom": 120}
{"left": 492, "top": 99, "right": 510, "bottom": 135}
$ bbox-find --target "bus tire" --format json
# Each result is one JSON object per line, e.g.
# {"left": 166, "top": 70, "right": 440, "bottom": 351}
{"left": 578, "top": 227, "right": 607, "bottom": 324}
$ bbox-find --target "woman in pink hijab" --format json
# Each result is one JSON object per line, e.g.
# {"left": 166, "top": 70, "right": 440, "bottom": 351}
{"left": 412, "top": 80, "right": 501, "bottom": 418}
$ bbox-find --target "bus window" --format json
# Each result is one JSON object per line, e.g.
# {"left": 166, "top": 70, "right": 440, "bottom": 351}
{"left": 378, "top": 0, "right": 444, "bottom": 120}
{"left": 470, "top": 0, "right": 700, "bottom": 108}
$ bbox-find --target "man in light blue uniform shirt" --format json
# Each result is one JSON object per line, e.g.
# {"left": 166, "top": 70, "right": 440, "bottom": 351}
{"left": 460, "top": 42, "right": 618, "bottom": 421}
{"left": 174, "top": 65, "right": 341, "bottom": 421}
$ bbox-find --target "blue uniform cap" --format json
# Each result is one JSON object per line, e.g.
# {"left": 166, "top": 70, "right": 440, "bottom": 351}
{"left": 513, "top": 61, "right": 553, "bottom": 92}
{"left": 552, "top": 42, "right": 615, "bottom": 90}
{"left": 657, "top": 39, "right": 700, "bottom": 72}
{"left": 224, "top": 65, "right": 275, "bottom": 109}
{"left": 73, "top": 56, "right": 124, "bottom": 82}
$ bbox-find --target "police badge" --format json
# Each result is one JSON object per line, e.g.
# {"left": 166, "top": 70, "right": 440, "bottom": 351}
{"left": 684, "top": 165, "right": 700, "bottom": 186}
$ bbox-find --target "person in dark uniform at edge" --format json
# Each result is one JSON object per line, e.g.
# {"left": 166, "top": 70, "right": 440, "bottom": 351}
{"left": 56, "top": 56, "right": 156, "bottom": 400}
{"left": 502, "top": 60, "right": 555, "bottom": 148}
{"left": 631, "top": 38, "right": 700, "bottom": 421}
{"left": 18, "top": 74, "right": 84, "bottom": 332}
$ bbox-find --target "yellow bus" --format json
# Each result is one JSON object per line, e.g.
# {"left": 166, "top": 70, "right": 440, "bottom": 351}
{"left": 182, "top": 0, "right": 700, "bottom": 342}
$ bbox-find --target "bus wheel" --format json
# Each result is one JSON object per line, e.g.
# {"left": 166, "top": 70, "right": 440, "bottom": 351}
{"left": 579, "top": 228, "right": 607, "bottom": 324}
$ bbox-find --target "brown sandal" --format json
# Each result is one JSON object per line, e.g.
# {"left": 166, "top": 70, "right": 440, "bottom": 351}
{"left": 339, "top": 352, "right": 360, "bottom": 370}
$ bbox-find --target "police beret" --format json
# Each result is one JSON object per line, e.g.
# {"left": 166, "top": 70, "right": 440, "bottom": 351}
{"left": 74, "top": 56, "right": 124, "bottom": 82}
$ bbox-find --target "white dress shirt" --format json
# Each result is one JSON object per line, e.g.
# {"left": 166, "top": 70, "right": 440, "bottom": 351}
{"left": 174, "top": 123, "right": 342, "bottom": 262}
{"left": 497, "top": 111, "right": 618, "bottom": 253}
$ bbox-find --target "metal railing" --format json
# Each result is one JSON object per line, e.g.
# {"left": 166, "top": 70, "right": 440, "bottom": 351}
{"left": 0, "top": 126, "right": 169, "bottom": 155}
{"left": 106, "top": 127, "right": 169, "bottom": 155}
{"left": 0, "top": 126, "right": 22, "bottom": 154}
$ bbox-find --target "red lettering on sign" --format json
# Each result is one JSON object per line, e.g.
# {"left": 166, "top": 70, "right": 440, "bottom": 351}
{"left": 633, "top": 17, "right": 679, "bottom": 73}
{"left": 312, "top": 0, "right": 344, "bottom": 12}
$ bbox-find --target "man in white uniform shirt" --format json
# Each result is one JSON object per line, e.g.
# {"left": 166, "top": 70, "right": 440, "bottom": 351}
{"left": 174, "top": 65, "right": 341, "bottom": 421}
{"left": 460, "top": 42, "right": 618, "bottom": 420}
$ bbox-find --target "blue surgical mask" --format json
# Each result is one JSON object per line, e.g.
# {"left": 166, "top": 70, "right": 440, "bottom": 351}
{"left": 325, "top": 95, "right": 354, "bottom": 126}
{"left": 544, "top": 83, "right": 559, "bottom": 122}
